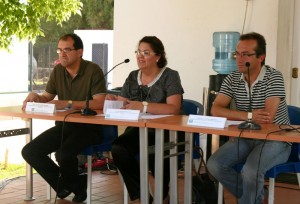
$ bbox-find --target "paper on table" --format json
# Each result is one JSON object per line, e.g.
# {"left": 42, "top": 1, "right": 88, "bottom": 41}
{"left": 103, "top": 100, "right": 123, "bottom": 114}
{"left": 225, "top": 120, "right": 243, "bottom": 127}
{"left": 140, "top": 113, "right": 172, "bottom": 119}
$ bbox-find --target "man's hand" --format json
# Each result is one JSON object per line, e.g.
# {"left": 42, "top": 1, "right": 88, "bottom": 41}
{"left": 22, "top": 92, "right": 41, "bottom": 110}
{"left": 252, "top": 109, "right": 271, "bottom": 124}
{"left": 22, "top": 92, "right": 54, "bottom": 111}
{"left": 48, "top": 100, "right": 68, "bottom": 110}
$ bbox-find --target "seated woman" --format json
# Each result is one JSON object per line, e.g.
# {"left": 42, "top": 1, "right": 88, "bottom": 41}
{"left": 107, "top": 36, "right": 184, "bottom": 203}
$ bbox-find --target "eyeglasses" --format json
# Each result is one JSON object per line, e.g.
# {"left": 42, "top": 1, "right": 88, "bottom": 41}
{"left": 135, "top": 50, "right": 156, "bottom": 57}
{"left": 233, "top": 51, "right": 256, "bottom": 58}
{"left": 56, "top": 48, "right": 77, "bottom": 54}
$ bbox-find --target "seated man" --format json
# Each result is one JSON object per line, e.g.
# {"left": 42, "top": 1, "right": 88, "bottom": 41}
{"left": 207, "top": 32, "right": 291, "bottom": 204}
{"left": 22, "top": 33, "right": 106, "bottom": 203}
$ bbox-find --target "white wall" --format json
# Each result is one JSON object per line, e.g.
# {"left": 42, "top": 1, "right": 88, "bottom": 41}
{"left": 0, "top": 39, "right": 29, "bottom": 107}
{"left": 113, "top": 0, "right": 279, "bottom": 103}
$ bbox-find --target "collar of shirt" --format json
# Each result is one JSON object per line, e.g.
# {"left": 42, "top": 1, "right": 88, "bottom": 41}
{"left": 240, "top": 65, "right": 267, "bottom": 97}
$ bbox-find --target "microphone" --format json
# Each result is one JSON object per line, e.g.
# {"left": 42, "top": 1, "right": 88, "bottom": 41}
{"left": 81, "top": 59, "right": 130, "bottom": 116}
{"left": 238, "top": 62, "right": 261, "bottom": 130}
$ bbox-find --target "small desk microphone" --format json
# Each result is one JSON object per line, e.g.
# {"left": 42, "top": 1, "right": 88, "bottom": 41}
{"left": 81, "top": 59, "right": 130, "bottom": 116}
{"left": 238, "top": 62, "right": 261, "bottom": 130}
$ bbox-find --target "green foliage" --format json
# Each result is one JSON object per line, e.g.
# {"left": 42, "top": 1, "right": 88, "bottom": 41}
{"left": 0, "top": 0, "right": 82, "bottom": 50}
{"left": 33, "top": 0, "right": 114, "bottom": 65}
{"left": 36, "top": 0, "right": 114, "bottom": 43}
{"left": 82, "top": 0, "right": 114, "bottom": 29}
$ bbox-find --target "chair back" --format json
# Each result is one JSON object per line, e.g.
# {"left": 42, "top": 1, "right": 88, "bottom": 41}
{"left": 95, "top": 125, "right": 118, "bottom": 152}
{"left": 182, "top": 99, "right": 204, "bottom": 158}
{"left": 287, "top": 105, "right": 300, "bottom": 162}
{"left": 81, "top": 125, "right": 118, "bottom": 155}
{"left": 182, "top": 99, "right": 204, "bottom": 115}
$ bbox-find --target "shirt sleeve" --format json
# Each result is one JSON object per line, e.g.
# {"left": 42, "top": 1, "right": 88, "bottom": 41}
{"left": 265, "top": 70, "right": 286, "bottom": 99}
{"left": 219, "top": 74, "right": 234, "bottom": 99}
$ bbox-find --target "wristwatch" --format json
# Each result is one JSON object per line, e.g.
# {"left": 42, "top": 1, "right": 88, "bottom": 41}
{"left": 247, "top": 112, "right": 252, "bottom": 120}
{"left": 142, "top": 101, "right": 148, "bottom": 113}
{"left": 67, "top": 100, "right": 73, "bottom": 109}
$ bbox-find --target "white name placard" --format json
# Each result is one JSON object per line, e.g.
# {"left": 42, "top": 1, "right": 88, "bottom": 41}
{"left": 187, "top": 115, "right": 227, "bottom": 129}
{"left": 25, "top": 102, "right": 56, "bottom": 114}
{"left": 103, "top": 100, "right": 124, "bottom": 114}
{"left": 105, "top": 109, "right": 140, "bottom": 120}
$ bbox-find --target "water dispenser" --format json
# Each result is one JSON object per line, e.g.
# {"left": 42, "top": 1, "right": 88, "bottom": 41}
{"left": 212, "top": 32, "right": 240, "bottom": 74}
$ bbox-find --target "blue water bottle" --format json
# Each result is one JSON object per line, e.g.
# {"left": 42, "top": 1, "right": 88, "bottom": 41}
{"left": 212, "top": 32, "right": 240, "bottom": 74}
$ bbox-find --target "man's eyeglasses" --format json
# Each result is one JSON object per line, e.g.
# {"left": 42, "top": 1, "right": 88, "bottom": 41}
{"left": 56, "top": 48, "right": 77, "bottom": 54}
{"left": 135, "top": 50, "right": 156, "bottom": 57}
{"left": 233, "top": 51, "right": 256, "bottom": 58}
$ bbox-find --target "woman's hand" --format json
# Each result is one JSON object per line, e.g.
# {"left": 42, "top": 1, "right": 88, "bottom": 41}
{"left": 105, "top": 94, "right": 118, "bottom": 100}
{"left": 123, "top": 100, "right": 143, "bottom": 112}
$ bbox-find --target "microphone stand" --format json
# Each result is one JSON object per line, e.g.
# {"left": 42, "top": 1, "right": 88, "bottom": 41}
{"left": 81, "top": 59, "right": 130, "bottom": 116}
{"left": 81, "top": 96, "right": 97, "bottom": 115}
{"left": 238, "top": 62, "right": 261, "bottom": 130}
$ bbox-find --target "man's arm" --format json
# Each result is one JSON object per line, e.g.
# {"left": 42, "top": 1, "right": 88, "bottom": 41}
{"left": 211, "top": 93, "right": 271, "bottom": 123}
{"left": 74, "top": 94, "right": 106, "bottom": 110}
{"left": 22, "top": 92, "right": 55, "bottom": 110}
{"left": 211, "top": 94, "right": 247, "bottom": 120}
{"left": 261, "top": 97, "right": 280, "bottom": 123}
{"left": 48, "top": 93, "right": 106, "bottom": 110}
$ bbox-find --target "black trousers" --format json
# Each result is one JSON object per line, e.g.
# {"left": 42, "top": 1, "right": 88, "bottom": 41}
{"left": 21, "top": 121, "right": 103, "bottom": 193}
{"left": 111, "top": 127, "right": 184, "bottom": 201}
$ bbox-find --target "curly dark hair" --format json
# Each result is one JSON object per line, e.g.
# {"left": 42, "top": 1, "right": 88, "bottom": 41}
{"left": 139, "top": 36, "right": 167, "bottom": 68}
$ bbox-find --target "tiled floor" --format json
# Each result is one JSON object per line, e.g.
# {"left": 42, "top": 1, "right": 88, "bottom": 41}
{"left": 0, "top": 171, "right": 299, "bottom": 204}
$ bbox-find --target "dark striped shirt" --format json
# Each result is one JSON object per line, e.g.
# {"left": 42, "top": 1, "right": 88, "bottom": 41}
{"left": 219, "top": 65, "right": 289, "bottom": 124}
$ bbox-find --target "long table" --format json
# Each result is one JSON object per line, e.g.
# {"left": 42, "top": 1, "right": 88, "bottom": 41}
{"left": 0, "top": 106, "right": 150, "bottom": 203}
{"left": 145, "top": 115, "right": 300, "bottom": 204}
{"left": 1, "top": 107, "right": 300, "bottom": 204}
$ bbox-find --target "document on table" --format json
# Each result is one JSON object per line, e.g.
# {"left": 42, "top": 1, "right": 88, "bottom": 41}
{"left": 225, "top": 120, "right": 243, "bottom": 127}
{"left": 140, "top": 113, "right": 172, "bottom": 119}
{"left": 103, "top": 100, "right": 124, "bottom": 114}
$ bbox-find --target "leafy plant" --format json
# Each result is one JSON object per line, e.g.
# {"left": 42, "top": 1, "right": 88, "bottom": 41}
{"left": 0, "top": 0, "right": 82, "bottom": 50}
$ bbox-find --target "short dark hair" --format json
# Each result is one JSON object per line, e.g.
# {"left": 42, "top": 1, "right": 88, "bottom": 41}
{"left": 139, "top": 36, "right": 167, "bottom": 68}
{"left": 239, "top": 32, "right": 266, "bottom": 65}
{"left": 59, "top": 33, "right": 84, "bottom": 50}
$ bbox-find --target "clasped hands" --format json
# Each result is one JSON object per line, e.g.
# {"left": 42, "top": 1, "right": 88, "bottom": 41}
{"left": 251, "top": 109, "right": 271, "bottom": 124}
{"left": 105, "top": 94, "right": 144, "bottom": 111}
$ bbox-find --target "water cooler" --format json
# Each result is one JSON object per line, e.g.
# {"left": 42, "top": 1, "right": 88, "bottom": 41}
{"left": 206, "top": 32, "right": 240, "bottom": 159}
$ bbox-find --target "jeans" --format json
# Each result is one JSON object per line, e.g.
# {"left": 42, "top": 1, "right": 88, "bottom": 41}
{"left": 207, "top": 138, "right": 291, "bottom": 204}
{"left": 21, "top": 121, "right": 103, "bottom": 193}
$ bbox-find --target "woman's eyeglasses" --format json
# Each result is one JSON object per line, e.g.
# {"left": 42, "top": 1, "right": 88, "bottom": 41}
{"left": 135, "top": 50, "right": 156, "bottom": 57}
